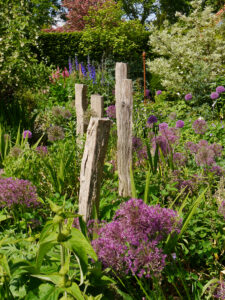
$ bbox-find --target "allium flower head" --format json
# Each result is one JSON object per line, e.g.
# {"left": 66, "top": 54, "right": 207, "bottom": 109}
{"left": 185, "top": 141, "right": 199, "bottom": 153}
{"left": 0, "top": 177, "right": 39, "bottom": 209}
{"left": 216, "top": 86, "right": 225, "bottom": 94}
{"left": 10, "top": 146, "right": 22, "bottom": 157}
{"left": 62, "top": 109, "right": 72, "bottom": 119}
{"left": 210, "top": 92, "right": 220, "bottom": 100}
{"left": 195, "top": 146, "right": 215, "bottom": 166}
{"left": 156, "top": 90, "right": 162, "bottom": 95}
{"left": 106, "top": 105, "right": 116, "bottom": 119}
{"left": 169, "top": 112, "right": 177, "bottom": 120}
{"left": 192, "top": 119, "right": 208, "bottom": 134}
{"left": 159, "top": 122, "right": 168, "bottom": 131}
{"left": 147, "top": 115, "right": 157, "bottom": 124}
{"left": 185, "top": 93, "right": 192, "bottom": 101}
{"left": 176, "top": 120, "right": 184, "bottom": 128}
{"left": 52, "top": 106, "right": 63, "bottom": 117}
{"left": 47, "top": 126, "right": 65, "bottom": 142}
{"left": 145, "top": 89, "right": 151, "bottom": 99}
{"left": 23, "top": 130, "right": 32, "bottom": 139}
{"left": 92, "top": 198, "right": 182, "bottom": 278}
{"left": 132, "top": 137, "right": 142, "bottom": 151}
{"left": 173, "top": 152, "right": 187, "bottom": 166}
{"left": 213, "top": 280, "right": 225, "bottom": 299}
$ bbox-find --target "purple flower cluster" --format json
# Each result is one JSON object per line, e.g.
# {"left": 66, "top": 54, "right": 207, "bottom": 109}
{"left": 36, "top": 146, "right": 48, "bottom": 156}
{"left": 92, "top": 198, "right": 182, "bottom": 278}
{"left": 106, "top": 105, "right": 116, "bottom": 119}
{"left": 173, "top": 152, "right": 187, "bottom": 166}
{"left": 176, "top": 120, "right": 184, "bottom": 128}
{"left": 210, "top": 92, "right": 220, "bottom": 100}
{"left": 151, "top": 126, "right": 179, "bottom": 156}
{"left": 132, "top": 137, "right": 142, "bottom": 151}
{"left": 210, "top": 86, "right": 225, "bottom": 100}
{"left": 147, "top": 115, "right": 157, "bottom": 125}
{"left": 156, "top": 90, "right": 162, "bottom": 95}
{"left": 0, "top": 177, "right": 39, "bottom": 209}
{"left": 216, "top": 86, "right": 225, "bottom": 94}
{"left": 23, "top": 130, "right": 32, "bottom": 139}
{"left": 192, "top": 119, "right": 208, "bottom": 134}
{"left": 214, "top": 280, "right": 225, "bottom": 299}
{"left": 185, "top": 93, "right": 192, "bottom": 101}
{"left": 185, "top": 140, "right": 223, "bottom": 167}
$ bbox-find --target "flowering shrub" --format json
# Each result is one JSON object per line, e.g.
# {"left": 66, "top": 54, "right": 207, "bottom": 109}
{"left": 0, "top": 177, "right": 39, "bottom": 209}
{"left": 92, "top": 198, "right": 182, "bottom": 278}
{"left": 106, "top": 105, "right": 116, "bottom": 119}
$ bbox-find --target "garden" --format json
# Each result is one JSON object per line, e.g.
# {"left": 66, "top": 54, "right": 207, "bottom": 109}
{"left": 0, "top": 0, "right": 225, "bottom": 299}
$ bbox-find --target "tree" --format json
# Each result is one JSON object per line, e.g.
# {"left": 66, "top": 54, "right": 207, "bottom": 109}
{"left": 147, "top": 1, "right": 225, "bottom": 104}
{"left": 60, "top": 0, "right": 107, "bottom": 31}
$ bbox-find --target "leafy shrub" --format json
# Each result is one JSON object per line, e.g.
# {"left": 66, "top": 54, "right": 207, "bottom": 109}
{"left": 147, "top": 1, "right": 225, "bottom": 104}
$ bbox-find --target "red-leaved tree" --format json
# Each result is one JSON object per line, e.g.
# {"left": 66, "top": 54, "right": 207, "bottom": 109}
{"left": 62, "top": 0, "right": 108, "bottom": 31}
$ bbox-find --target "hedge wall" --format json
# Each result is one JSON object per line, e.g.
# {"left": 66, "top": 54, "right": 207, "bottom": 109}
{"left": 36, "top": 30, "right": 151, "bottom": 69}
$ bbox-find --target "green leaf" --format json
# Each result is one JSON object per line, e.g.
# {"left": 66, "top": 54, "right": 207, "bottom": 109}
{"left": 25, "top": 283, "right": 64, "bottom": 300}
{"left": 130, "top": 164, "right": 137, "bottom": 198}
{"left": 31, "top": 273, "right": 64, "bottom": 286}
{"left": 63, "top": 228, "right": 97, "bottom": 275}
{"left": 66, "top": 282, "right": 85, "bottom": 300}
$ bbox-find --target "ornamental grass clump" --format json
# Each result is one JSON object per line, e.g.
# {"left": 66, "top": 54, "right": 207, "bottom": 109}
{"left": 0, "top": 177, "right": 39, "bottom": 209}
{"left": 92, "top": 198, "right": 182, "bottom": 278}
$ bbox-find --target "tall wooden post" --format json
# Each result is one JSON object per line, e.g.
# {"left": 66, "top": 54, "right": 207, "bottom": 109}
{"left": 78, "top": 117, "right": 111, "bottom": 222}
{"left": 75, "top": 84, "right": 88, "bottom": 136}
{"left": 115, "top": 63, "right": 133, "bottom": 197}
{"left": 91, "top": 94, "right": 104, "bottom": 118}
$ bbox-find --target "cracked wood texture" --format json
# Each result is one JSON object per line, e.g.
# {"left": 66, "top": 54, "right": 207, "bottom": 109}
{"left": 78, "top": 117, "right": 111, "bottom": 221}
{"left": 91, "top": 94, "right": 104, "bottom": 118}
{"left": 115, "top": 63, "right": 133, "bottom": 197}
{"left": 75, "top": 84, "right": 88, "bottom": 135}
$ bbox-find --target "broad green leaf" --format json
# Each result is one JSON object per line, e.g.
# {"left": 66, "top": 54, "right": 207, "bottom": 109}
{"left": 31, "top": 273, "right": 64, "bottom": 286}
{"left": 66, "top": 282, "right": 85, "bottom": 300}
{"left": 25, "top": 283, "right": 64, "bottom": 300}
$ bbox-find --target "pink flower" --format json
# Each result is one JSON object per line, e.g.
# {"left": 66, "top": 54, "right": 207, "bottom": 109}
{"left": 62, "top": 67, "right": 69, "bottom": 78}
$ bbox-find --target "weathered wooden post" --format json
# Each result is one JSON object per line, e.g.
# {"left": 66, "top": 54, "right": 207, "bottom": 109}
{"left": 75, "top": 84, "right": 88, "bottom": 136}
{"left": 91, "top": 94, "right": 104, "bottom": 118}
{"left": 78, "top": 117, "right": 111, "bottom": 222}
{"left": 115, "top": 63, "right": 133, "bottom": 197}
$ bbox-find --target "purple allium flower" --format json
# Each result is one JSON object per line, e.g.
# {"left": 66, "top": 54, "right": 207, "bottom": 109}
{"left": 216, "top": 86, "right": 225, "bottom": 94}
{"left": 106, "top": 105, "right": 116, "bottom": 119}
{"left": 214, "top": 280, "right": 225, "bottom": 299}
{"left": 152, "top": 135, "right": 170, "bottom": 156}
{"left": 147, "top": 115, "right": 158, "bottom": 125}
{"left": 159, "top": 122, "right": 168, "bottom": 131}
{"left": 23, "top": 130, "right": 32, "bottom": 139}
{"left": 36, "top": 146, "right": 48, "bottom": 156}
{"left": 132, "top": 137, "right": 142, "bottom": 151}
{"left": 209, "top": 143, "right": 222, "bottom": 157}
{"left": 195, "top": 146, "right": 215, "bottom": 166}
{"left": 192, "top": 119, "right": 208, "bottom": 134}
{"left": 185, "top": 93, "right": 192, "bottom": 101}
{"left": 47, "top": 125, "right": 65, "bottom": 142}
{"left": 137, "top": 147, "right": 147, "bottom": 164}
{"left": 210, "top": 92, "right": 220, "bottom": 100}
{"left": 145, "top": 89, "right": 151, "bottom": 99}
{"left": 173, "top": 152, "right": 187, "bottom": 167}
{"left": 0, "top": 177, "right": 40, "bottom": 209}
{"left": 209, "top": 165, "right": 224, "bottom": 177}
{"left": 62, "top": 109, "right": 72, "bottom": 119}
{"left": 156, "top": 90, "right": 162, "bottom": 95}
{"left": 185, "top": 141, "right": 199, "bottom": 153}
{"left": 92, "top": 198, "right": 182, "bottom": 278}
{"left": 176, "top": 120, "right": 184, "bottom": 128}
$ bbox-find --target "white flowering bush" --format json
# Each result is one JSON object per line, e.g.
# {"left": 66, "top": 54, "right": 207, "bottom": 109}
{"left": 147, "top": 1, "right": 225, "bottom": 104}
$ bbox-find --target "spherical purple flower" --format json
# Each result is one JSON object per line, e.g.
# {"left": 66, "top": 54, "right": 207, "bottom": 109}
{"left": 106, "top": 105, "right": 116, "bottom": 119}
{"left": 145, "top": 89, "right": 151, "bottom": 99}
{"left": 185, "top": 93, "right": 192, "bottom": 101}
{"left": 210, "top": 92, "right": 220, "bottom": 100}
{"left": 23, "top": 130, "right": 32, "bottom": 139}
{"left": 216, "top": 86, "right": 225, "bottom": 94}
{"left": 132, "top": 137, "right": 142, "bottom": 151}
{"left": 176, "top": 120, "right": 184, "bottom": 128}
{"left": 147, "top": 115, "right": 157, "bottom": 125}
{"left": 156, "top": 90, "right": 162, "bottom": 95}
{"left": 159, "top": 122, "right": 168, "bottom": 131}
{"left": 192, "top": 119, "right": 208, "bottom": 135}
{"left": 195, "top": 146, "right": 215, "bottom": 166}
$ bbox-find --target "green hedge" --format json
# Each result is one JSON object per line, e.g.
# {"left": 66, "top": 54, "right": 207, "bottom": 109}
{"left": 36, "top": 31, "right": 151, "bottom": 69}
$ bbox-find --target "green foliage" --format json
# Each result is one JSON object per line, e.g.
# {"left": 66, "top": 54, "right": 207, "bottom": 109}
{"left": 147, "top": 1, "right": 225, "bottom": 105}
{"left": 37, "top": 32, "right": 83, "bottom": 68}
